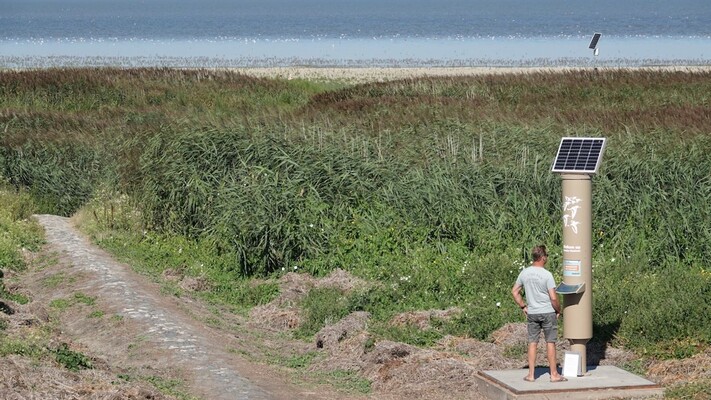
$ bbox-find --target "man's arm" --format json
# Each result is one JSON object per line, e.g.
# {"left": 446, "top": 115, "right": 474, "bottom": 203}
{"left": 548, "top": 288, "right": 561, "bottom": 315}
{"left": 511, "top": 283, "right": 527, "bottom": 311}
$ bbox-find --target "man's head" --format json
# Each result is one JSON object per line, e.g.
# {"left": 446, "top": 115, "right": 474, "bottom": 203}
{"left": 532, "top": 245, "right": 548, "bottom": 264}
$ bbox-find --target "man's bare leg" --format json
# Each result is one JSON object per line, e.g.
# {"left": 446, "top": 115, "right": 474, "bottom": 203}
{"left": 525, "top": 342, "right": 537, "bottom": 381}
{"left": 547, "top": 342, "right": 565, "bottom": 381}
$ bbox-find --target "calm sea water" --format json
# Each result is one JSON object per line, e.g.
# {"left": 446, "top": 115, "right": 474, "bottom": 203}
{"left": 1, "top": 0, "right": 710, "bottom": 67}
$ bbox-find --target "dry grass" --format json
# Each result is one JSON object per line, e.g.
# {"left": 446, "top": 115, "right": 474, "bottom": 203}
{"left": 0, "top": 355, "right": 170, "bottom": 400}
{"left": 389, "top": 308, "right": 462, "bottom": 330}
{"left": 0, "top": 305, "right": 176, "bottom": 400}
{"left": 647, "top": 350, "right": 711, "bottom": 386}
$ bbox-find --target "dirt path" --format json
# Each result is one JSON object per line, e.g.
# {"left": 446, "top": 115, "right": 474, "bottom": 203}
{"left": 31, "top": 214, "right": 354, "bottom": 400}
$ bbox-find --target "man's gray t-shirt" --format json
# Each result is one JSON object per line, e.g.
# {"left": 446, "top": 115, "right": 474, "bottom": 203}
{"left": 515, "top": 266, "right": 556, "bottom": 314}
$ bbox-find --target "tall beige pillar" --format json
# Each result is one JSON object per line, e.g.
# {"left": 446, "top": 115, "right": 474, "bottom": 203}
{"left": 560, "top": 174, "right": 593, "bottom": 374}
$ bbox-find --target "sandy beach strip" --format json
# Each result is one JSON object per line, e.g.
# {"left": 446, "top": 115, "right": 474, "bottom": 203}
{"left": 230, "top": 66, "right": 711, "bottom": 83}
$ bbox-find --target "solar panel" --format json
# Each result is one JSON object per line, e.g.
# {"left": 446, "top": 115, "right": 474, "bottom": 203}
{"left": 551, "top": 137, "right": 607, "bottom": 174}
{"left": 588, "top": 33, "right": 601, "bottom": 49}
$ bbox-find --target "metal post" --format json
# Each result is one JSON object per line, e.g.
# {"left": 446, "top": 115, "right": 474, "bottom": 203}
{"left": 560, "top": 174, "right": 593, "bottom": 374}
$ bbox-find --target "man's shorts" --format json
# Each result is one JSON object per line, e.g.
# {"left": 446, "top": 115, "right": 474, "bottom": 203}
{"left": 527, "top": 312, "right": 558, "bottom": 343}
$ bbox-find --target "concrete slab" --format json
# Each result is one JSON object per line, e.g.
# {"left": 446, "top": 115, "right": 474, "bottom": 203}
{"left": 476, "top": 366, "right": 663, "bottom": 400}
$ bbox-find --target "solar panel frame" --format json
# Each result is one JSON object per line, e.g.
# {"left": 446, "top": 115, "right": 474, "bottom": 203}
{"left": 551, "top": 137, "right": 607, "bottom": 174}
{"left": 589, "top": 33, "right": 601, "bottom": 49}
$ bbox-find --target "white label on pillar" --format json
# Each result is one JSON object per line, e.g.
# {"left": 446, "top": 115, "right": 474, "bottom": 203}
{"left": 564, "top": 259, "right": 582, "bottom": 277}
{"left": 562, "top": 195, "right": 582, "bottom": 234}
{"left": 564, "top": 245, "right": 581, "bottom": 253}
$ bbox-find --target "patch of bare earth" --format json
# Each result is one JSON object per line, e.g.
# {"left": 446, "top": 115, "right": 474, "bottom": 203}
{"left": 1, "top": 278, "right": 173, "bottom": 399}
{"left": 253, "top": 268, "right": 711, "bottom": 399}
{"left": 0, "top": 354, "right": 168, "bottom": 400}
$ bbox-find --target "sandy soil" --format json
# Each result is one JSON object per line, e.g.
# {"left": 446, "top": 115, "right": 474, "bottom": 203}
{"left": 230, "top": 66, "right": 711, "bottom": 83}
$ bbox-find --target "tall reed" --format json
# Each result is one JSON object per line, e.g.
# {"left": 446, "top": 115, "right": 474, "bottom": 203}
{"left": 2, "top": 68, "right": 710, "bottom": 349}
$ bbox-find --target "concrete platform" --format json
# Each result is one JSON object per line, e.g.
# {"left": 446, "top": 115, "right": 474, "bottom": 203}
{"left": 475, "top": 366, "right": 663, "bottom": 400}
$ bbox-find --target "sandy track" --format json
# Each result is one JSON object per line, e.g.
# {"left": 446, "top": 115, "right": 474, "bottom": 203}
{"left": 32, "top": 214, "right": 344, "bottom": 400}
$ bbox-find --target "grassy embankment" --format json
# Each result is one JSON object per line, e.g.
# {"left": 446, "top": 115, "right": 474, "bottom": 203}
{"left": 1, "top": 68, "right": 710, "bottom": 394}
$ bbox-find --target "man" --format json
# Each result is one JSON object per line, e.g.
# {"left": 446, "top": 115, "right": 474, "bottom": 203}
{"left": 511, "top": 245, "right": 567, "bottom": 382}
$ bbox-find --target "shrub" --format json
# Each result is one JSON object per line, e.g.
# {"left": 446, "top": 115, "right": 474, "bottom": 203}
{"left": 296, "top": 287, "right": 352, "bottom": 338}
{"left": 53, "top": 343, "right": 93, "bottom": 371}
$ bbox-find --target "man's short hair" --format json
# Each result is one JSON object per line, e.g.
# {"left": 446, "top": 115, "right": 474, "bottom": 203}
{"left": 532, "top": 245, "right": 548, "bottom": 262}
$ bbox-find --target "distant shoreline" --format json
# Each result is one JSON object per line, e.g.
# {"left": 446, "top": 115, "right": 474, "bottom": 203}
{"left": 2, "top": 51, "right": 711, "bottom": 74}
{"left": 2, "top": 61, "right": 710, "bottom": 84}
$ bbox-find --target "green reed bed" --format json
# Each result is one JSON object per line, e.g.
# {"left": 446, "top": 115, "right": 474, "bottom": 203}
{"left": 1, "top": 68, "right": 710, "bottom": 357}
